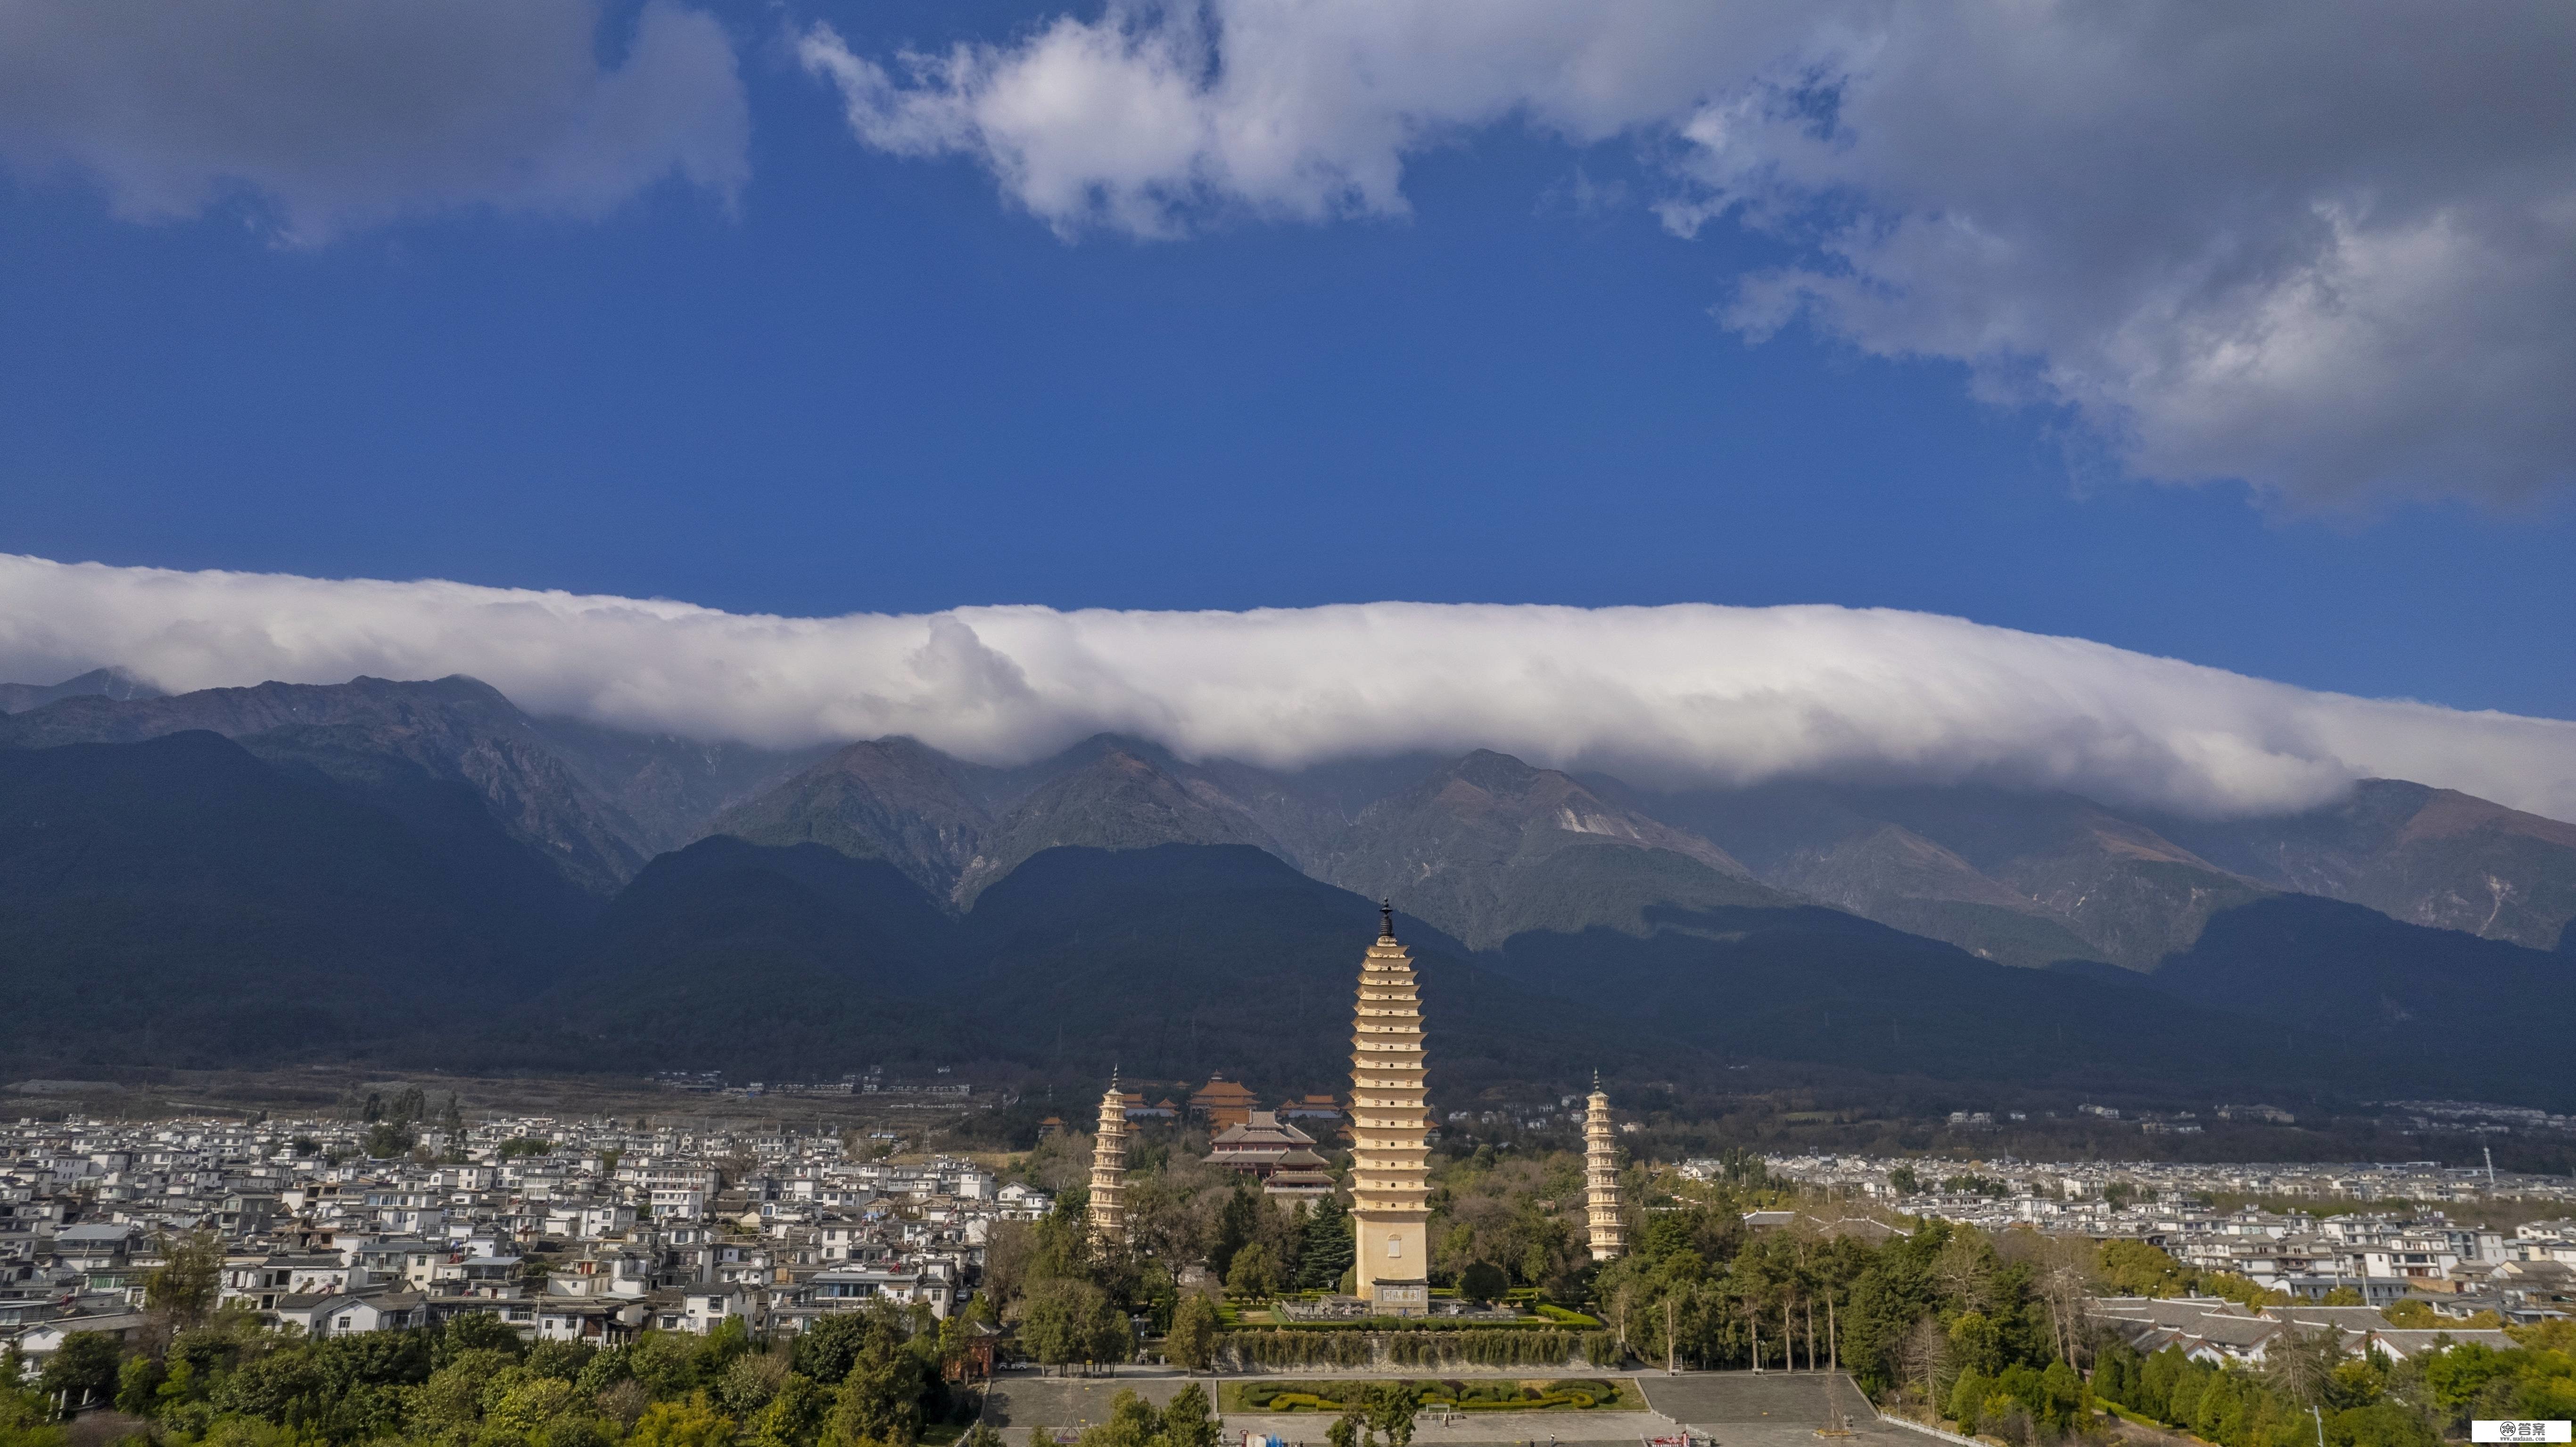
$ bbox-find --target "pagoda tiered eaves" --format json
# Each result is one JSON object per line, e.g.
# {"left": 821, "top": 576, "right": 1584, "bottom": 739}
{"left": 1349, "top": 909, "right": 1430, "bottom": 1313}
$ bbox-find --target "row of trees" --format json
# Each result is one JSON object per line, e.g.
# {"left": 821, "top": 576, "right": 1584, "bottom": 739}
{"left": 2090, "top": 1324, "right": 2576, "bottom": 1447}
{"left": 4, "top": 1298, "right": 987, "bottom": 1447}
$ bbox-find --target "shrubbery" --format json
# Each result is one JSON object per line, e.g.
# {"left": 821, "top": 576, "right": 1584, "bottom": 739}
{"left": 9, "top": 1301, "right": 982, "bottom": 1447}
{"left": 1234, "top": 1379, "right": 1621, "bottom": 1413}
{"left": 1213, "top": 1328, "right": 1617, "bottom": 1370}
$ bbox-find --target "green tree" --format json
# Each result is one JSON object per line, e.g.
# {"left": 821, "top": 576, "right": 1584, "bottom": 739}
{"left": 1163, "top": 1382, "right": 1222, "bottom": 1447}
{"left": 631, "top": 1395, "right": 737, "bottom": 1447}
{"left": 1225, "top": 1243, "right": 1280, "bottom": 1302}
{"left": 1948, "top": 1312, "right": 2003, "bottom": 1376}
{"left": 2330, "top": 1403, "right": 2441, "bottom": 1447}
{"left": 1366, "top": 1381, "right": 1418, "bottom": 1447}
{"left": 210, "top": 1347, "right": 326, "bottom": 1423}
{"left": 113, "top": 1354, "right": 167, "bottom": 1416}
{"left": 1018, "top": 1278, "right": 1100, "bottom": 1375}
{"left": 1296, "top": 1194, "right": 1355, "bottom": 1292}
{"left": 1087, "top": 1292, "right": 1137, "bottom": 1368}
{"left": 717, "top": 1351, "right": 793, "bottom": 1416}
{"left": 820, "top": 1325, "right": 930, "bottom": 1447}
{"left": 1948, "top": 1368, "right": 1990, "bottom": 1431}
{"left": 750, "top": 1375, "right": 833, "bottom": 1447}
{"left": 37, "top": 1333, "right": 123, "bottom": 1411}
{"left": 796, "top": 1307, "right": 908, "bottom": 1386}
{"left": 1209, "top": 1183, "right": 1258, "bottom": 1280}
{"left": 2096, "top": 1240, "right": 2191, "bottom": 1298}
{"left": 145, "top": 1228, "right": 226, "bottom": 1335}
{"left": 1166, "top": 1295, "right": 1219, "bottom": 1374}
{"left": 1457, "top": 1260, "right": 1509, "bottom": 1305}
{"left": 488, "top": 1374, "right": 585, "bottom": 1435}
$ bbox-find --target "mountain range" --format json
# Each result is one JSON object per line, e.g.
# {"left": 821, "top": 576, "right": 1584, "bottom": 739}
{"left": 2, "top": 666, "right": 2570, "bottom": 1106}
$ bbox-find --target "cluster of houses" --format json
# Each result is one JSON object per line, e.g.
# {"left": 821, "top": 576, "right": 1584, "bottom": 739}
{"left": 2, "top": 1112, "right": 1049, "bottom": 1379}
{"left": 1751, "top": 1152, "right": 2576, "bottom": 1325}
{"left": 2087, "top": 1297, "right": 2518, "bottom": 1365}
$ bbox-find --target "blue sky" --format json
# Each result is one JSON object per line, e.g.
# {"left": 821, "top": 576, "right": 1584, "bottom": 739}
{"left": 2, "top": 0, "right": 2571, "bottom": 719}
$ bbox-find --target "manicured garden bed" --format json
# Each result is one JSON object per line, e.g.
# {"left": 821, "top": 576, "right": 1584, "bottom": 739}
{"left": 1219, "top": 1379, "right": 1646, "bottom": 1414}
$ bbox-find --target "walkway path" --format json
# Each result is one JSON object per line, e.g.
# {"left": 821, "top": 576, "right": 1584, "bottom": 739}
{"left": 983, "top": 1369, "right": 1906, "bottom": 1447}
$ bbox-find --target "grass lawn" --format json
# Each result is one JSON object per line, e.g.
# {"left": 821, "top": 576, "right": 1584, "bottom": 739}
{"left": 1219, "top": 1379, "right": 1646, "bottom": 1414}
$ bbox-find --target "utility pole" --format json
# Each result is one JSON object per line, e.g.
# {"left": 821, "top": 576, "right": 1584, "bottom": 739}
{"left": 1668, "top": 1296, "right": 1678, "bottom": 1375}
{"left": 1752, "top": 1312, "right": 1762, "bottom": 1375}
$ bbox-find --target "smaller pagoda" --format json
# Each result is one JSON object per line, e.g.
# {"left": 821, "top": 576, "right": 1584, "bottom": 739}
{"left": 1087, "top": 1072, "right": 1131, "bottom": 1245}
{"left": 1584, "top": 1074, "right": 1626, "bottom": 1261}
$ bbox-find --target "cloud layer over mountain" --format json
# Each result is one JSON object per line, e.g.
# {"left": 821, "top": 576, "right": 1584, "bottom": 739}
{"left": 804, "top": 0, "right": 2576, "bottom": 510}
{"left": 7, "top": 553, "right": 2573, "bottom": 822}
{"left": 0, "top": 0, "right": 746, "bottom": 241}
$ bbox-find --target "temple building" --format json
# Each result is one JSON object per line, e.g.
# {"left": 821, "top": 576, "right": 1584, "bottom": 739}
{"left": 1584, "top": 1076, "right": 1626, "bottom": 1261}
{"left": 1186, "top": 1077, "right": 1259, "bottom": 1131}
{"left": 1205, "top": 1111, "right": 1335, "bottom": 1200}
{"left": 1087, "top": 1075, "right": 1130, "bottom": 1245}
{"left": 1349, "top": 902, "right": 1431, "bottom": 1314}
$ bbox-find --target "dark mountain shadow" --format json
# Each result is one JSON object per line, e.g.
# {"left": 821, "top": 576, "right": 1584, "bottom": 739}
{"left": 1485, "top": 901, "right": 2361, "bottom": 1098}
{"left": 474, "top": 838, "right": 965, "bottom": 1079}
{"left": 0, "top": 732, "right": 549, "bottom": 1068}
{"left": 2141, "top": 894, "right": 2576, "bottom": 1105}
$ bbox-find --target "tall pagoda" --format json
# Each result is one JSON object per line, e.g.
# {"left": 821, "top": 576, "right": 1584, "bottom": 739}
{"left": 1086, "top": 1073, "right": 1130, "bottom": 1246}
{"left": 1349, "top": 902, "right": 1430, "bottom": 1313}
{"left": 1584, "top": 1075, "right": 1626, "bottom": 1261}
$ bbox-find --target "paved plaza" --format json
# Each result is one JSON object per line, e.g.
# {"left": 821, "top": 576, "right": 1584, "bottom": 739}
{"left": 980, "top": 1370, "right": 1923, "bottom": 1447}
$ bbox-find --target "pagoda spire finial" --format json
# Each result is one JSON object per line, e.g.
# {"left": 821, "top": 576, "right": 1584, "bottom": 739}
{"left": 1379, "top": 897, "right": 1394, "bottom": 940}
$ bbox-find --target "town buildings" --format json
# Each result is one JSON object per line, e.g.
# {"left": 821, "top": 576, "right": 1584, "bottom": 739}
{"left": 1746, "top": 1151, "right": 2576, "bottom": 1324}
{"left": 1, "top": 1112, "right": 1046, "bottom": 1376}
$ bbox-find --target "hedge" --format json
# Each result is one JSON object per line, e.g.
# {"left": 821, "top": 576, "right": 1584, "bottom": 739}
{"left": 1213, "top": 1330, "right": 1623, "bottom": 1371}
{"left": 1234, "top": 1380, "right": 1624, "bottom": 1413}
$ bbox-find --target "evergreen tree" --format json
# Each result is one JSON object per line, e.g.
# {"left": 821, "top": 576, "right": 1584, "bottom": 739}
{"left": 1167, "top": 1296, "right": 1219, "bottom": 1374}
{"left": 1209, "top": 1182, "right": 1257, "bottom": 1279}
{"left": 1225, "top": 1243, "right": 1280, "bottom": 1301}
{"left": 1296, "top": 1193, "right": 1355, "bottom": 1291}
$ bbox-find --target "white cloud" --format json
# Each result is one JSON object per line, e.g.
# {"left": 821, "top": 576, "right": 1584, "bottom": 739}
{"left": 5, "top": 553, "right": 2573, "bottom": 824}
{"left": 0, "top": 0, "right": 748, "bottom": 242}
{"left": 801, "top": 1, "right": 2576, "bottom": 509}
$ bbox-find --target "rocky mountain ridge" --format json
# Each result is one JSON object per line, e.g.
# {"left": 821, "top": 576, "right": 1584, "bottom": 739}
{"left": 8, "top": 667, "right": 2574, "bottom": 963}
{"left": 5, "top": 667, "right": 2573, "bottom": 1103}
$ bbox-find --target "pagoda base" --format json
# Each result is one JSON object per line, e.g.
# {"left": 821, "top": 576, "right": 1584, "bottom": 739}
{"left": 1370, "top": 1280, "right": 1429, "bottom": 1315}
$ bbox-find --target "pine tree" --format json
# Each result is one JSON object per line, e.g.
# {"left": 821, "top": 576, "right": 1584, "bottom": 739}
{"left": 1296, "top": 1192, "right": 1355, "bottom": 1291}
{"left": 1210, "top": 1181, "right": 1258, "bottom": 1278}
